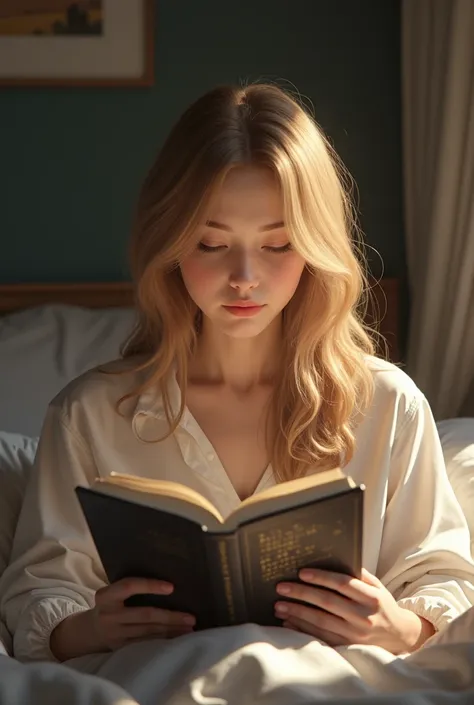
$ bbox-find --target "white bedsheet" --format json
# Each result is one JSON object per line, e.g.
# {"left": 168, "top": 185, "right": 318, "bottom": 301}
{"left": 1, "top": 608, "right": 473, "bottom": 705}
{"left": 0, "top": 654, "right": 135, "bottom": 705}
{"left": 63, "top": 607, "right": 474, "bottom": 705}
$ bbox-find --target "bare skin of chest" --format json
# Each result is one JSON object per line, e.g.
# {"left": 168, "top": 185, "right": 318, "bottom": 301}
{"left": 186, "top": 384, "right": 273, "bottom": 501}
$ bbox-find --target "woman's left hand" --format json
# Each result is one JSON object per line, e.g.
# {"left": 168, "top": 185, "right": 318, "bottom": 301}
{"left": 275, "top": 568, "right": 434, "bottom": 654}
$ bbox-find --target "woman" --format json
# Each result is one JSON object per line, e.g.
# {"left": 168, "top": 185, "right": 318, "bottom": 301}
{"left": 1, "top": 83, "right": 473, "bottom": 664}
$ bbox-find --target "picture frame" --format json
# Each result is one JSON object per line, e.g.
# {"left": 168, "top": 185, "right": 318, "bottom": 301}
{"left": 0, "top": 0, "right": 154, "bottom": 87}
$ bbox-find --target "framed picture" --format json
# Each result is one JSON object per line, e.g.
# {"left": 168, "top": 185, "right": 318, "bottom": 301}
{"left": 0, "top": 0, "right": 154, "bottom": 87}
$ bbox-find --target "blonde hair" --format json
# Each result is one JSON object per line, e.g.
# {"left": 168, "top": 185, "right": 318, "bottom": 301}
{"left": 119, "top": 83, "right": 376, "bottom": 482}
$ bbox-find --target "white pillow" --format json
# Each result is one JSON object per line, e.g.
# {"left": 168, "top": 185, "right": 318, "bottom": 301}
{"left": 437, "top": 418, "right": 474, "bottom": 555}
{"left": 0, "top": 432, "right": 38, "bottom": 578}
{"left": 0, "top": 433, "right": 38, "bottom": 656}
{"left": 0, "top": 304, "right": 136, "bottom": 437}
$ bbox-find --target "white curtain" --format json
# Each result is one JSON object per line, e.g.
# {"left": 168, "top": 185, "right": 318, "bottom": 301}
{"left": 402, "top": 0, "right": 474, "bottom": 419}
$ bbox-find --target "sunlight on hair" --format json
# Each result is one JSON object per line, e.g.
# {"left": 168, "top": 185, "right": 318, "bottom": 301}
{"left": 114, "top": 82, "right": 384, "bottom": 481}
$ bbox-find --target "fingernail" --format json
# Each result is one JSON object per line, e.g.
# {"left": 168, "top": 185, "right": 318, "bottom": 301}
{"left": 161, "top": 584, "right": 174, "bottom": 594}
{"left": 275, "top": 602, "right": 288, "bottom": 614}
{"left": 276, "top": 584, "right": 291, "bottom": 595}
{"left": 183, "top": 615, "right": 196, "bottom": 625}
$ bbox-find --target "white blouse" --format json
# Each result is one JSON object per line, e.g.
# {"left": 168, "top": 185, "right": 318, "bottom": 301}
{"left": 1, "top": 356, "right": 474, "bottom": 662}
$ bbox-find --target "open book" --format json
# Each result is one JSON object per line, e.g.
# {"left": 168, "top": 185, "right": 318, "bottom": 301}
{"left": 76, "top": 468, "right": 364, "bottom": 629}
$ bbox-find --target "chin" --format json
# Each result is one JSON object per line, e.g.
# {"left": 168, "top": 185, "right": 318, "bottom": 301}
{"left": 214, "top": 314, "right": 281, "bottom": 339}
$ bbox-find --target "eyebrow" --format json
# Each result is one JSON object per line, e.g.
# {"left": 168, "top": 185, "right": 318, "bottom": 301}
{"left": 205, "top": 220, "right": 285, "bottom": 232}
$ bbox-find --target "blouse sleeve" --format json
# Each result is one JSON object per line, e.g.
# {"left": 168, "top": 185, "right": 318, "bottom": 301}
{"left": 377, "top": 393, "right": 474, "bottom": 632}
{"left": 0, "top": 403, "right": 107, "bottom": 662}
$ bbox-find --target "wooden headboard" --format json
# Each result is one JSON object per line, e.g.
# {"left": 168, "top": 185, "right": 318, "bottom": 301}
{"left": 0, "top": 282, "right": 133, "bottom": 311}
{"left": 0, "top": 279, "right": 400, "bottom": 361}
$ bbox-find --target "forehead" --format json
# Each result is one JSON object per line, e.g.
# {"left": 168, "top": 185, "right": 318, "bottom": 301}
{"left": 208, "top": 166, "right": 283, "bottom": 222}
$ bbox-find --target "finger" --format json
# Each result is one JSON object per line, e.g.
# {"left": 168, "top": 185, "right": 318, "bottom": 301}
{"left": 116, "top": 607, "right": 195, "bottom": 627}
{"left": 275, "top": 601, "right": 356, "bottom": 641}
{"left": 126, "top": 627, "right": 192, "bottom": 643}
{"left": 360, "top": 568, "right": 383, "bottom": 587}
{"left": 122, "top": 623, "right": 194, "bottom": 641}
{"left": 276, "top": 583, "right": 374, "bottom": 627}
{"left": 96, "top": 578, "right": 174, "bottom": 607}
{"left": 283, "top": 617, "right": 349, "bottom": 647}
{"left": 298, "top": 569, "right": 379, "bottom": 607}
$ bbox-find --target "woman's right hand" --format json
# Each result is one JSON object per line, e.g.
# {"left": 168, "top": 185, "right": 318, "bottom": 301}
{"left": 50, "top": 577, "right": 196, "bottom": 661}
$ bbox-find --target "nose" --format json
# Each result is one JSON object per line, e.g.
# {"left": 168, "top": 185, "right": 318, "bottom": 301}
{"left": 228, "top": 250, "right": 259, "bottom": 292}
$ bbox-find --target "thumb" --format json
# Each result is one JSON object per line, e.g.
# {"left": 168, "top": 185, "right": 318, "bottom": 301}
{"left": 361, "top": 568, "right": 383, "bottom": 587}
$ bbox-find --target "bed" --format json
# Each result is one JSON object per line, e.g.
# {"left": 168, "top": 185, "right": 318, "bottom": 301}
{"left": 0, "top": 279, "right": 473, "bottom": 705}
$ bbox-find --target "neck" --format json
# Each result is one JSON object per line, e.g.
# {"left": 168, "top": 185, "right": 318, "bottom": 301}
{"left": 187, "top": 315, "right": 283, "bottom": 391}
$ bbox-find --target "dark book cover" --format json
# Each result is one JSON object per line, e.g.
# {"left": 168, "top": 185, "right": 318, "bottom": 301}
{"left": 76, "top": 485, "right": 363, "bottom": 629}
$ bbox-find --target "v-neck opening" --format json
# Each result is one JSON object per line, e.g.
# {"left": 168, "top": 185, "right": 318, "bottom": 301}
{"left": 181, "top": 405, "right": 274, "bottom": 504}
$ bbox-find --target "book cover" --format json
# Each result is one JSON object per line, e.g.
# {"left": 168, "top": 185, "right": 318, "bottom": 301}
{"left": 76, "top": 472, "right": 363, "bottom": 629}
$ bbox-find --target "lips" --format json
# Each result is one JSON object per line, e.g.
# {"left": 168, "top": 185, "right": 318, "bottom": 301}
{"left": 225, "top": 301, "right": 260, "bottom": 308}
{"left": 222, "top": 303, "right": 265, "bottom": 317}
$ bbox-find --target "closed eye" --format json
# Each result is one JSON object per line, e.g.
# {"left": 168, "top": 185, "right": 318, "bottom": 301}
{"left": 197, "top": 242, "right": 226, "bottom": 252}
{"left": 197, "top": 242, "right": 292, "bottom": 254}
{"left": 264, "top": 243, "right": 292, "bottom": 253}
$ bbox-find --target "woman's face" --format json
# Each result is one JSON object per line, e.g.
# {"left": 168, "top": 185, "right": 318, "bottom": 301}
{"left": 180, "top": 166, "right": 306, "bottom": 339}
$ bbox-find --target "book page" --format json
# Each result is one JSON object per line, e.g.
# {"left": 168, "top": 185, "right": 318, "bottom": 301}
{"left": 241, "top": 468, "right": 346, "bottom": 506}
{"left": 95, "top": 474, "right": 225, "bottom": 524}
{"left": 92, "top": 469, "right": 356, "bottom": 534}
{"left": 224, "top": 468, "right": 356, "bottom": 531}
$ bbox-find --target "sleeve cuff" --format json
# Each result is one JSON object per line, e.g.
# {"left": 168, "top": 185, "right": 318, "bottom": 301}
{"left": 13, "top": 598, "right": 89, "bottom": 663}
{"left": 397, "top": 594, "right": 462, "bottom": 634}
{"left": 0, "top": 621, "right": 11, "bottom": 656}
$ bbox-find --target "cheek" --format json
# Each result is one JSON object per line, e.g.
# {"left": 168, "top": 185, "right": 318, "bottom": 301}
{"left": 270, "top": 256, "right": 305, "bottom": 294}
{"left": 180, "top": 257, "right": 219, "bottom": 301}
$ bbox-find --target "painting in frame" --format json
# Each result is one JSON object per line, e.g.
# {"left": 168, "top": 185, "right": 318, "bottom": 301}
{"left": 0, "top": 0, "right": 154, "bottom": 87}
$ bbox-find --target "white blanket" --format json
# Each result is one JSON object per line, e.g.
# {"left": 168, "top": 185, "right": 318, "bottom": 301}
{"left": 63, "top": 607, "right": 474, "bottom": 705}
{"left": 0, "top": 654, "right": 136, "bottom": 705}
{"left": 1, "top": 608, "right": 473, "bottom": 705}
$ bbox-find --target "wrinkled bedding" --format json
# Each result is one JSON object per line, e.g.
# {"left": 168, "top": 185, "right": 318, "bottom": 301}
{"left": 1, "top": 608, "right": 474, "bottom": 705}
{"left": 0, "top": 654, "right": 135, "bottom": 705}
{"left": 69, "top": 606, "right": 474, "bottom": 704}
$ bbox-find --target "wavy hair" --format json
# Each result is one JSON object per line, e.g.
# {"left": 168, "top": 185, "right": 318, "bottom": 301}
{"left": 118, "top": 83, "right": 377, "bottom": 482}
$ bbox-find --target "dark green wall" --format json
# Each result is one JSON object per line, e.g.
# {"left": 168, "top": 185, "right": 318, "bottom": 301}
{"left": 0, "top": 0, "right": 403, "bottom": 284}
